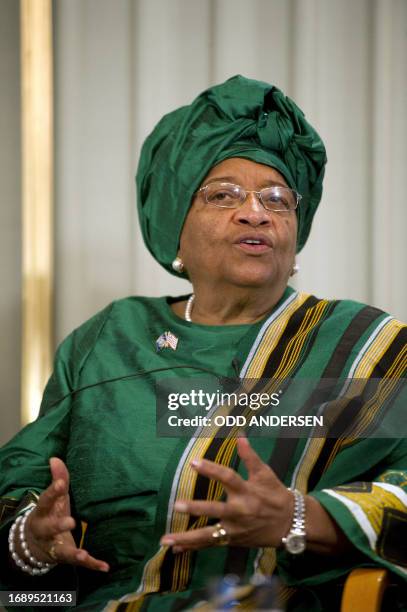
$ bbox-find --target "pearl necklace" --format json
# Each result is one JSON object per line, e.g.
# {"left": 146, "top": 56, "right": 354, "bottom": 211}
{"left": 185, "top": 294, "right": 195, "bottom": 322}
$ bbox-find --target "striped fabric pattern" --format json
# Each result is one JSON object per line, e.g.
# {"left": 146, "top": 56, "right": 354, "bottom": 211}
{"left": 104, "top": 296, "right": 406, "bottom": 611}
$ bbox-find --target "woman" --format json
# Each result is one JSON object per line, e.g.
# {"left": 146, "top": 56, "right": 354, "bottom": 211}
{"left": 0, "top": 75, "right": 406, "bottom": 611}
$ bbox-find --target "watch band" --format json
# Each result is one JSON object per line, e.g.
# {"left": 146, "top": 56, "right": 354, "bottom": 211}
{"left": 291, "top": 488, "right": 306, "bottom": 530}
{"left": 281, "top": 488, "right": 306, "bottom": 554}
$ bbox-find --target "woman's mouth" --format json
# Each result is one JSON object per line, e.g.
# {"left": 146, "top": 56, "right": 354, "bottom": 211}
{"left": 235, "top": 236, "right": 273, "bottom": 253}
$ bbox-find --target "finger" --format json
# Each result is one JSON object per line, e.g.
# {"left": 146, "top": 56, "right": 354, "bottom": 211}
{"left": 33, "top": 515, "right": 77, "bottom": 540}
{"left": 26, "top": 506, "right": 77, "bottom": 546}
{"left": 48, "top": 516, "right": 76, "bottom": 537}
{"left": 174, "top": 500, "right": 228, "bottom": 518}
{"left": 36, "top": 460, "right": 72, "bottom": 516}
{"left": 49, "top": 457, "right": 70, "bottom": 488}
{"left": 72, "top": 548, "right": 109, "bottom": 572}
{"left": 190, "top": 459, "right": 244, "bottom": 493}
{"left": 51, "top": 543, "right": 109, "bottom": 573}
{"left": 160, "top": 525, "right": 226, "bottom": 550}
{"left": 36, "top": 478, "right": 69, "bottom": 514}
{"left": 237, "top": 438, "right": 276, "bottom": 480}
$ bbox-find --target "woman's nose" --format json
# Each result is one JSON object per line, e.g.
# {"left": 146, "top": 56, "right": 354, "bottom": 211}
{"left": 233, "top": 192, "right": 271, "bottom": 226}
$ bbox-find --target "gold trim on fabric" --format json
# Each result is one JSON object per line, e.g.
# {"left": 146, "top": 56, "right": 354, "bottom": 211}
{"left": 294, "top": 438, "right": 327, "bottom": 494}
{"left": 245, "top": 293, "right": 310, "bottom": 378}
{"left": 354, "top": 319, "right": 404, "bottom": 379}
{"left": 344, "top": 360, "right": 405, "bottom": 442}
{"left": 290, "top": 321, "right": 403, "bottom": 482}
{"left": 79, "top": 521, "right": 88, "bottom": 549}
{"left": 20, "top": 0, "right": 54, "bottom": 425}
{"left": 326, "top": 319, "right": 406, "bottom": 460}
{"left": 333, "top": 484, "right": 406, "bottom": 536}
{"left": 273, "top": 300, "right": 329, "bottom": 379}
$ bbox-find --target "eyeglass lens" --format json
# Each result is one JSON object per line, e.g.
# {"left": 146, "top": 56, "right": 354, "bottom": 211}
{"left": 203, "top": 182, "right": 298, "bottom": 211}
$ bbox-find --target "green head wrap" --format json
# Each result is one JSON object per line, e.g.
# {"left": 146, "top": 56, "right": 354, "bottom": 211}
{"left": 136, "top": 75, "right": 327, "bottom": 276}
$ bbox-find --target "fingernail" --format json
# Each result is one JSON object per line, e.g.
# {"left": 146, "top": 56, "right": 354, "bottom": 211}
{"left": 160, "top": 537, "right": 175, "bottom": 546}
{"left": 190, "top": 459, "right": 201, "bottom": 468}
{"left": 174, "top": 502, "right": 188, "bottom": 512}
{"left": 101, "top": 564, "right": 109, "bottom": 572}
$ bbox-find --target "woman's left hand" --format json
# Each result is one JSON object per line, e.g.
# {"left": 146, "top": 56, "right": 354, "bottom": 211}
{"left": 160, "top": 437, "right": 294, "bottom": 553}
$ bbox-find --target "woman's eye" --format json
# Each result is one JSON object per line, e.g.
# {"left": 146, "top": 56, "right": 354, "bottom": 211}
{"left": 215, "top": 191, "right": 231, "bottom": 199}
{"left": 265, "top": 194, "right": 280, "bottom": 203}
{"left": 263, "top": 190, "right": 291, "bottom": 209}
{"left": 265, "top": 194, "right": 283, "bottom": 205}
{"left": 209, "top": 190, "right": 236, "bottom": 202}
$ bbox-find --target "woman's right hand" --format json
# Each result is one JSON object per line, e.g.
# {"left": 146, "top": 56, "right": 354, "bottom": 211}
{"left": 13, "top": 457, "right": 109, "bottom": 573}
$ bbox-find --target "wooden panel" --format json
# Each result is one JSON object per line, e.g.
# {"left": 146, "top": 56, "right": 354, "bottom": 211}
{"left": 0, "top": 0, "right": 21, "bottom": 443}
{"left": 20, "top": 0, "right": 54, "bottom": 424}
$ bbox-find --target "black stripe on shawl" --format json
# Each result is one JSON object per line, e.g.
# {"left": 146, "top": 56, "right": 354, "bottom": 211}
{"left": 251, "top": 300, "right": 340, "bottom": 488}
{"left": 322, "top": 305, "right": 387, "bottom": 378}
{"left": 245, "top": 299, "right": 338, "bottom": 399}
{"left": 196, "top": 437, "right": 227, "bottom": 506}
{"left": 158, "top": 547, "right": 183, "bottom": 592}
{"left": 237, "top": 298, "right": 338, "bottom": 504}
{"left": 369, "top": 326, "right": 407, "bottom": 378}
{"left": 306, "top": 305, "right": 387, "bottom": 491}
{"left": 160, "top": 437, "right": 231, "bottom": 591}
{"left": 261, "top": 296, "right": 320, "bottom": 379}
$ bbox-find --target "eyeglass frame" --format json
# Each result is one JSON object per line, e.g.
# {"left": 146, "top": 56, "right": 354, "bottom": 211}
{"left": 195, "top": 181, "right": 302, "bottom": 213}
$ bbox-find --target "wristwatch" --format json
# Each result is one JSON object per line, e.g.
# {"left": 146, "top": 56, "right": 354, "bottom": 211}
{"left": 281, "top": 488, "right": 306, "bottom": 554}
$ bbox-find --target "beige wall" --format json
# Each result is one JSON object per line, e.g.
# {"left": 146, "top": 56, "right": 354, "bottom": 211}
{"left": 0, "top": 0, "right": 21, "bottom": 445}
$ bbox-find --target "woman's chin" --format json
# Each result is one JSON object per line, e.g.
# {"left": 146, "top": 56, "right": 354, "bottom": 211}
{"left": 223, "top": 267, "right": 284, "bottom": 290}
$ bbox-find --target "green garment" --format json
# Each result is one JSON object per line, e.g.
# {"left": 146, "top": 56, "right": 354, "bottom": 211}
{"left": 0, "top": 290, "right": 406, "bottom": 611}
{"left": 136, "top": 75, "right": 327, "bottom": 277}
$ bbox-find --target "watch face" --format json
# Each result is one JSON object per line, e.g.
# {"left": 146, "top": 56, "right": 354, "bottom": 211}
{"left": 285, "top": 532, "right": 306, "bottom": 554}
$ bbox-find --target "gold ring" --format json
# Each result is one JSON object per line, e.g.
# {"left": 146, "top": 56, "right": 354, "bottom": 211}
{"left": 48, "top": 539, "right": 63, "bottom": 561}
{"left": 211, "top": 522, "right": 230, "bottom": 546}
{"left": 48, "top": 544, "right": 58, "bottom": 561}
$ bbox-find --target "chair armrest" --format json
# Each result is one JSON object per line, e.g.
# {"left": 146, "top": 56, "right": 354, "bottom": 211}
{"left": 341, "top": 568, "right": 390, "bottom": 612}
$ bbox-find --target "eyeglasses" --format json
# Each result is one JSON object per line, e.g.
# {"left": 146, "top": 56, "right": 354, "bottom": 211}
{"left": 197, "top": 181, "right": 302, "bottom": 212}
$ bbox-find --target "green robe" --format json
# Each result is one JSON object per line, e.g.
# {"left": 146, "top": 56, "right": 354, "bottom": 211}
{"left": 1, "top": 289, "right": 406, "bottom": 611}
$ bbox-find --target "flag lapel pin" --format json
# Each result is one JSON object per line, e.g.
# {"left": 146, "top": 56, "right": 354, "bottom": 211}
{"left": 156, "top": 331, "right": 179, "bottom": 352}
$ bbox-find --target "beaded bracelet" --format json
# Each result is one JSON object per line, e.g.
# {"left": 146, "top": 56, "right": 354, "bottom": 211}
{"left": 8, "top": 506, "right": 56, "bottom": 576}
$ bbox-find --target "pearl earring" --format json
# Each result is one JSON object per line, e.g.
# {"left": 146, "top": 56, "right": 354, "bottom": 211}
{"left": 291, "top": 262, "right": 300, "bottom": 276}
{"left": 172, "top": 257, "right": 184, "bottom": 273}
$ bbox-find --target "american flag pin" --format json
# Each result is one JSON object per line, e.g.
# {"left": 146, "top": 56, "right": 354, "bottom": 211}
{"left": 156, "top": 331, "right": 179, "bottom": 352}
